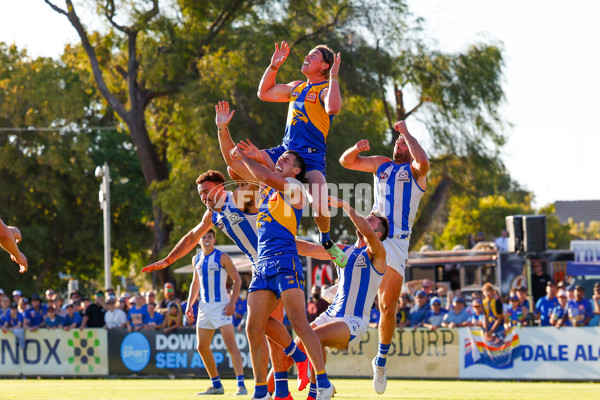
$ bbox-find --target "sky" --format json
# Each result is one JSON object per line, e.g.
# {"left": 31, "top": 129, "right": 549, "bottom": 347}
{"left": 1, "top": 0, "right": 600, "bottom": 208}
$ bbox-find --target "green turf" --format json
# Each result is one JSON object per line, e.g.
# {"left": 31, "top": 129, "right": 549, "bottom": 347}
{"left": 0, "top": 379, "right": 598, "bottom": 399}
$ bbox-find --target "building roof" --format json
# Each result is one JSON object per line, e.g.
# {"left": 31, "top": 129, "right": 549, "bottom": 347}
{"left": 554, "top": 200, "right": 600, "bottom": 226}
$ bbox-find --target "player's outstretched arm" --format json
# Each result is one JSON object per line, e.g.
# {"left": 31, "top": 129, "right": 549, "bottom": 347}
{"left": 323, "top": 52, "right": 342, "bottom": 115}
{"left": 230, "top": 146, "right": 287, "bottom": 192}
{"left": 395, "top": 120, "right": 430, "bottom": 177}
{"left": 297, "top": 239, "right": 331, "bottom": 259}
{"left": 339, "top": 139, "right": 390, "bottom": 173}
{"left": 0, "top": 218, "right": 27, "bottom": 273}
{"left": 141, "top": 211, "right": 213, "bottom": 273}
{"left": 257, "top": 41, "right": 299, "bottom": 102}
{"left": 221, "top": 253, "right": 241, "bottom": 316}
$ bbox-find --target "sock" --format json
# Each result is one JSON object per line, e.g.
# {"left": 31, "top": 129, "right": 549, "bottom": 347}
{"left": 319, "top": 229, "right": 331, "bottom": 245}
{"left": 308, "top": 382, "right": 317, "bottom": 400}
{"left": 315, "top": 370, "right": 331, "bottom": 389}
{"left": 211, "top": 376, "right": 222, "bottom": 389}
{"left": 254, "top": 383, "right": 268, "bottom": 399}
{"left": 237, "top": 374, "right": 245, "bottom": 388}
{"left": 284, "top": 341, "right": 308, "bottom": 363}
{"left": 376, "top": 343, "right": 391, "bottom": 367}
{"left": 274, "top": 371, "right": 289, "bottom": 398}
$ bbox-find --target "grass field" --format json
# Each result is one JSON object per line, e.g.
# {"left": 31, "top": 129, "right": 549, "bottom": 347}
{"left": 0, "top": 379, "right": 598, "bottom": 400}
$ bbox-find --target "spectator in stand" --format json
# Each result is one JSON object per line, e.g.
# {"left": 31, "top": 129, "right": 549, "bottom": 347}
{"left": 81, "top": 297, "right": 91, "bottom": 311}
{"left": 12, "top": 290, "right": 23, "bottom": 307}
{"left": 45, "top": 289, "right": 56, "bottom": 304}
{"left": 44, "top": 307, "right": 62, "bottom": 329}
{"left": 505, "top": 295, "right": 528, "bottom": 328}
{"left": 61, "top": 303, "right": 82, "bottom": 330}
{"left": 494, "top": 229, "right": 509, "bottom": 252}
{"left": 0, "top": 295, "right": 10, "bottom": 320}
{"left": 121, "top": 292, "right": 132, "bottom": 307}
{"left": 442, "top": 297, "right": 471, "bottom": 328}
{"left": 104, "top": 298, "right": 128, "bottom": 329}
{"left": 232, "top": 290, "right": 247, "bottom": 332}
{"left": 482, "top": 282, "right": 504, "bottom": 340}
{"left": 69, "top": 290, "right": 81, "bottom": 302}
{"left": 18, "top": 297, "right": 29, "bottom": 314}
{"left": 306, "top": 285, "right": 329, "bottom": 323}
{"left": 128, "top": 294, "right": 149, "bottom": 332}
{"left": 163, "top": 302, "right": 182, "bottom": 333}
{"left": 395, "top": 294, "right": 412, "bottom": 329}
{"left": 181, "top": 297, "right": 199, "bottom": 327}
{"left": 1, "top": 303, "right": 23, "bottom": 331}
{"left": 144, "top": 290, "right": 156, "bottom": 306}
{"left": 24, "top": 294, "right": 45, "bottom": 332}
{"left": 517, "top": 286, "right": 531, "bottom": 311}
{"left": 52, "top": 296, "right": 65, "bottom": 317}
{"left": 590, "top": 283, "right": 600, "bottom": 326}
{"left": 105, "top": 288, "right": 116, "bottom": 299}
{"left": 117, "top": 296, "right": 130, "bottom": 314}
{"left": 80, "top": 290, "right": 106, "bottom": 329}
{"left": 369, "top": 297, "right": 381, "bottom": 328}
{"left": 550, "top": 289, "right": 569, "bottom": 329}
{"left": 423, "top": 297, "right": 448, "bottom": 331}
{"left": 409, "top": 290, "right": 430, "bottom": 329}
{"left": 469, "top": 299, "right": 485, "bottom": 328}
{"left": 530, "top": 258, "right": 552, "bottom": 304}
{"left": 144, "top": 302, "right": 164, "bottom": 330}
{"left": 566, "top": 285, "right": 575, "bottom": 301}
{"left": 564, "top": 285, "right": 593, "bottom": 327}
{"left": 158, "top": 283, "right": 180, "bottom": 313}
{"left": 535, "top": 281, "right": 559, "bottom": 326}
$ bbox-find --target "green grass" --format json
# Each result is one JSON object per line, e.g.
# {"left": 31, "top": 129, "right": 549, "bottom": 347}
{"left": 0, "top": 379, "right": 598, "bottom": 399}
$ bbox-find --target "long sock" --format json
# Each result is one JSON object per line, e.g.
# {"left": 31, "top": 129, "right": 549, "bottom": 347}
{"left": 237, "top": 374, "right": 245, "bottom": 388}
{"left": 274, "top": 371, "right": 289, "bottom": 398}
{"left": 211, "top": 376, "right": 222, "bottom": 389}
{"left": 307, "top": 382, "right": 317, "bottom": 400}
{"left": 254, "top": 383, "right": 268, "bottom": 399}
{"left": 284, "top": 341, "right": 307, "bottom": 363}
{"left": 319, "top": 229, "right": 331, "bottom": 245}
{"left": 315, "top": 370, "right": 331, "bottom": 389}
{"left": 376, "top": 343, "right": 391, "bottom": 367}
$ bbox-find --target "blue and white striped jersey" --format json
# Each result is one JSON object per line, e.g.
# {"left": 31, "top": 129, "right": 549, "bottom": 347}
{"left": 193, "top": 249, "right": 229, "bottom": 303}
{"left": 326, "top": 245, "right": 384, "bottom": 319}
{"left": 372, "top": 161, "right": 425, "bottom": 240}
{"left": 211, "top": 191, "right": 259, "bottom": 266}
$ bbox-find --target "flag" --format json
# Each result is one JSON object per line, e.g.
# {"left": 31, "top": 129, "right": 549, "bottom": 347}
{"left": 464, "top": 326, "right": 521, "bottom": 369}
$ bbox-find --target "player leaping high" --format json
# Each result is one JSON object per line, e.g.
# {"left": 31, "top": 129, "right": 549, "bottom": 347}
{"left": 340, "top": 120, "right": 429, "bottom": 394}
{"left": 256, "top": 41, "right": 347, "bottom": 267}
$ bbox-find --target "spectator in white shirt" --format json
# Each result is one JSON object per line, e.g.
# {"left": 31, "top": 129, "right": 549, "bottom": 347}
{"left": 104, "top": 298, "right": 129, "bottom": 329}
{"left": 495, "top": 229, "right": 509, "bottom": 252}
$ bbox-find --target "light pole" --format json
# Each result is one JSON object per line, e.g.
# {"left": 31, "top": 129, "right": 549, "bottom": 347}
{"left": 95, "top": 163, "right": 112, "bottom": 290}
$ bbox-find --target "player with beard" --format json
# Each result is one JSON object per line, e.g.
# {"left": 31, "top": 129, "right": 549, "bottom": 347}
{"left": 340, "top": 120, "right": 429, "bottom": 394}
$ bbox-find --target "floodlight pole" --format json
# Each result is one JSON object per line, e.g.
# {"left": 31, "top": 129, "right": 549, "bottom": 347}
{"left": 96, "top": 163, "right": 112, "bottom": 289}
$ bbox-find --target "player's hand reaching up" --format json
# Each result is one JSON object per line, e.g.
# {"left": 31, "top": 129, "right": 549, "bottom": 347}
{"left": 142, "top": 258, "right": 171, "bottom": 273}
{"left": 215, "top": 101, "right": 235, "bottom": 129}
{"left": 355, "top": 139, "right": 370, "bottom": 153}
{"left": 271, "top": 41, "right": 290, "bottom": 69}
{"left": 327, "top": 196, "right": 347, "bottom": 210}
{"left": 12, "top": 252, "right": 27, "bottom": 273}
{"left": 330, "top": 52, "right": 342, "bottom": 77}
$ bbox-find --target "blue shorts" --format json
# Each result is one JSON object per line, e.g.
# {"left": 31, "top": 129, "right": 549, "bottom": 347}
{"left": 265, "top": 144, "right": 326, "bottom": 177}
{"left": 249, "top": 255, "right": 305, "bottom": 298}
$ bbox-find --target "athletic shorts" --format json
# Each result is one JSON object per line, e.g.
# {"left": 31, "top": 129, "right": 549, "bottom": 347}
{"left": 265, "top": 144, "right": 326, "bottom": 177}
{"left": 196, "top": 300, "right": 233, "bottom": 329}
{"left": 382, "top": 236, "right": 409, "bottom": 278}
{"left": 249, "top": 255, "right": 305, "bottom": 298}
{"left": 312, "top": 312, "right": 368, "bottom": 352}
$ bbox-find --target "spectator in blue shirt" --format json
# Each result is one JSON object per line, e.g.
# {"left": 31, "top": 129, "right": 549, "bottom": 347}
{"left": 24, "top": 294, "right": 46, "bottom": 332}
{"left": 550, "top": 289, "right": 569, "bottom": 328}
{"left": 505, "top": 295, "right": 528, "bottom": 328}
{"left": 517, "top": 286, "right": 531, "bottom": 311}
{"left": 128, "top": 294, "right": 149, "bottom": 332}
{"left": 233, "top": 291, "right": 247, "bottom": 332}
{"left": 1, "top": 304, "right": 23, "bottom": 331}
{"left": 423, "top": 297, "right": 448, "bottom": 331}
{"left": 0, "top": 295, "right": 10, "bottom": 320}
{"left": 469, "top": 299, "right": 485, "bottom": 328}
{"left": 181, "top": 298, "right": 199, "bottom": 327}
{"left": 442, "top": 297, "right": 471, "bottom": 328}
{"left": 44, "top": 307, "right": 62, "bottom": 329}
{"left": 144, "top": 302, "right": 164, "bottom": 330}
{"left": 369, "top": 297, "right": 381, "bottom": 328}
{"left": 535, "top": 281, "right": 559, "bottom": 326}
{"left": 409, "top": 290, "right": 430, "bottom": 328}
{"left": 61, "top": 303, "right": 82, "bottom": 330}
{"left": 564, "top": 286, "right": 593, "bottom": 326}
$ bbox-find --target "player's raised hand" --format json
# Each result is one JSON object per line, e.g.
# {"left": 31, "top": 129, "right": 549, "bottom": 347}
{"left": 238, "top": 139, "right": 261, "bottom": 160}
{"left": 394, "top": 120, "right": 409, "bottom": 135}
{"left": 141, "top": 258, "right": 170, "bottom": 273}
{"left": 327, "top": 195, "right": 347, "bottom": 209}
{"left": 271, "top": 41, "right": 290, "bottom": 68}
{"left": 330, "top": 52, "right": 341, "bottom": 77}
{"left": 8, "top": 226, "right": 21, "bottom": 243}
{"left": 12, "top": 252, "right": 27, "bottom": 273}
{"left": 215, "top": 101, "right": 235, "bottom": 129}
{"left": 355, "top": 139, "right": 370, "bottom": 153}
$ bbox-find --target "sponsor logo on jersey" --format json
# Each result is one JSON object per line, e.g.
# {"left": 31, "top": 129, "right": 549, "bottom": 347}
{"left": 227, "top": 212, "right": 243, "bottom": 225}
{"left": 292, "top": 91, "right": 300, "bottom": 98}
{"left": 305, "top": 91, "right": 318, "bottom": 103}
{"left": 397, "top": 169, "right": 410, "bottom": 182}
{"left": 208, "top": 262, "right": 220, "bottom": 271}
{"left": 269, "top": 192, "right": 278, "bottom": 201}
{"left": 378, "top": 172, "right": 388, "bottom": 179}
{"left": 355, "top": 254, "right": 367, "bottom": 268}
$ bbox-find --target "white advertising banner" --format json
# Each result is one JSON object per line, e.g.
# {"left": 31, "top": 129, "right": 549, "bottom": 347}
{"left": 0, "top": 329, "right": 108, "bottom": 376}
{"left": 459, "top": 327, "right": 600, "bottom": 379}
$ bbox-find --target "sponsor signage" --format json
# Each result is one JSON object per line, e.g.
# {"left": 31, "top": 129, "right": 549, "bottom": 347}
{"left": 0, "top": 329, "right": 108, "bottom": 376}
{"left": 108, "top": 328, "right": 252, "bottom": 376}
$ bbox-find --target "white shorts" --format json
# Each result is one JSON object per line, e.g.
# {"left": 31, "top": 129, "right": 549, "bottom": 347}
{"left": 312, "top": 312, "right": 368, "bottom": 352}
{"left": 196, "top": 301, "right": 233, "bottom": 330}
{"left": 382, "top": 237, "right": 408, "bottom": 278}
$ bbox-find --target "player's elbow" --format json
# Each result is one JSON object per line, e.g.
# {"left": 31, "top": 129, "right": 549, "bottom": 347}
{"left": 326, "top": 105, "right": 341, "bottom": 115}
{"left": 256, "top": 89, "right": 265, "bottom": 100}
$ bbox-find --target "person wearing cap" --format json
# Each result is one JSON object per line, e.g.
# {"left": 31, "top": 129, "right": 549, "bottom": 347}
{"left": 45, "top": 289, "right": 56, "bottom": 303}
{"left": 423, "top": 297, "right": 448, "bottom": 331}
{"left": 144, "top": 290, "right": 156, "bottom": 306}
{"left": 566, "top": 285, "right": 575, "bottom": 301}
{"left": 550, "top": 289, "right": 569, "bottom": 329}
{"left": 127, "top": 294, "right": 149, "bottom": 332}
{"left": 505, "top": 295, "right": 528, "bottom": 329}
{"left": 23, "top": 294, "right": 46, "bottom": 332}
{"left": 535, "top": 281, "right": 559, "bottom": 326}
{"left": 408, "top": 290, "right": 430, "bottom": 328}
{"left": 395, "top": 294, "right": 412, "bottom": 329}
{"left": 80, "top": 290, "right": 106, "bottom": 329}
{"left": 12, "top": 290, "right": 23, "bottom": 306}
{"left": 0, "top": 217, "right": 28, "bottom": 273}
{"left": 481, "top": 282, "right": 504, "bottom": 340}
{"left": 590, "top": 283, "right": 600, "bottom": 326}
{"left": 0, "top": 303, "right": 24, "bottom": 331}
{"left": 104, "top": 298, "right": 128, "bottom": 329}
{"left": 61, "top": 303, "right": 82, "bottom": 330}
{"left": 563, "top": 286, "right": 593, "bottom": 327}
{"left": 469, "top": 299, "right": 485, "bottom": 327}
{"left": 516, "top": 286, "right": 531, "bottom": 311}
{"left": 441, "top": 297, "right": 471, "bottom": 328}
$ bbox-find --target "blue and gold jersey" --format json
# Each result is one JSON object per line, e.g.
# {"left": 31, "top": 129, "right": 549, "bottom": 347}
{"left": 256, "top": 184, "right": 303, "bottom": 263}
{"left": 283, "top": 81, "right": 334, "bottom": 156}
